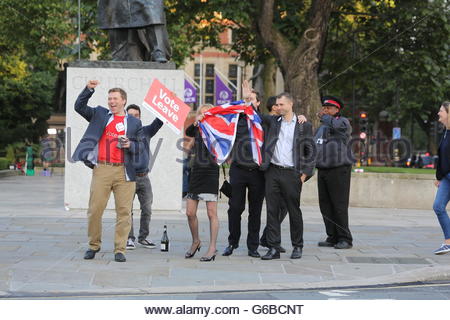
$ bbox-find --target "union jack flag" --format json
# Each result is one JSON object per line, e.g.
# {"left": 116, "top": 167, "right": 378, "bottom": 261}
{"left": 198, "top": 101, "right": 264, "bottom": 165}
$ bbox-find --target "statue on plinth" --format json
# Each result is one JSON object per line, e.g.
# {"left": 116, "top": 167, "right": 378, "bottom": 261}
{"left": 98, "top": 0, "right": 171, "bottom": 62}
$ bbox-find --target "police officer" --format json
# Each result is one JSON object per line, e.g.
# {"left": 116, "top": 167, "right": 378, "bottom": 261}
{"left": 314, "top": 96, "right": 354, "bottom": 249}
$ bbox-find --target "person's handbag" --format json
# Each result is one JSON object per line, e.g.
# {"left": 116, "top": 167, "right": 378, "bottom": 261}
{"left": 219, "top": 165, "right": 232, "bottom": 198}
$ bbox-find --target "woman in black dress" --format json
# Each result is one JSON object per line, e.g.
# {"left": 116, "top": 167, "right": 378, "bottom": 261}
{"left": 184, "top": 105, "right": 220, "bottom": 261}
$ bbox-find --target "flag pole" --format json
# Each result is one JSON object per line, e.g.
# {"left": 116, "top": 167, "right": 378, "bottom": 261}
{"left": 214, "top": 67, "right": 238, "bottom": 90}
{"left": 237, "top": 64, "right": 242, "bottom": 100}
{"left": 199, "top": 53, "right": 203, "bottom": 106}
{"left": 184, "top": 73, "right": 200, "bottom": 89}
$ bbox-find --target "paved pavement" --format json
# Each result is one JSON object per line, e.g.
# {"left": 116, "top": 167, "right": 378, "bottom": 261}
{"left": 10, "top": 282, "right": 450, "bottom": 300}
{"left": 1, "top": 174, "right": 450, "bottom": 298}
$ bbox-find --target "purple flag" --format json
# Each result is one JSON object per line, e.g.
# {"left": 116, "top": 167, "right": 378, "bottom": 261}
{"left": 215, "top": 74, "right": 233, "bottom": 105}
{"left": 184, "top": 79, "right": 197, "bottom": 104}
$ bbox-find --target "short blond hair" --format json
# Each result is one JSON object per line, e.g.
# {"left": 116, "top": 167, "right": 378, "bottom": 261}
{"left": 196, "top": 104, "right": 214, "bottom": 116}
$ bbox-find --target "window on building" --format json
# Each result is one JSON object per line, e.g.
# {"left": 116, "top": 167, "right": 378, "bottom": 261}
{"left": 205, "top": 79, "right": 214, "bottom": 94}
{"left": 194, "top": 64, "right": 200, "bottom": 77}
{"left": 205, "top": 64, "right": 215, "bottom": 77}
{"left": 228, "top": 64, "right": 238, "bottom": 100}
{"left": 228, "top": 64, "right": 238, "bottom": 78}
{"left": 193, "top": 63, "right": 216, "bottom": 105}
{"left": 205, "top": 96, "right": 214, "bottom": 104}
{"left": 205, "top": 64, "right": 215, "bottom": 104}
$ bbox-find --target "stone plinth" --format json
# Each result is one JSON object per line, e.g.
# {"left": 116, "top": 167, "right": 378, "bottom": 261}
{"left": 65, "top": 61, "right": 184, "bottom": 211}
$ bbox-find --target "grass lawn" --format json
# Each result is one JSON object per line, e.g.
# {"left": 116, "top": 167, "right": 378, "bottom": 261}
{"left": 356, "top": 166, "right": 435, "bottom": 174}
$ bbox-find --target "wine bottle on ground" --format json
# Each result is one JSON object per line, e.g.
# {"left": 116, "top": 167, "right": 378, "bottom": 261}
{"left": 161, "top": 225, "right": 169, "bottom": 252}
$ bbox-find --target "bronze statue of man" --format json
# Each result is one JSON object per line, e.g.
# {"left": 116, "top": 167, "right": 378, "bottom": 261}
{"left": 98, "top": 0, "right": 171, "bottom": 62}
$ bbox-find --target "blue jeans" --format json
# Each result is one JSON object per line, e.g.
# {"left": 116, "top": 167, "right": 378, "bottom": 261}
{"left": 433, "top": 173, "right": 450, "bottom": 239}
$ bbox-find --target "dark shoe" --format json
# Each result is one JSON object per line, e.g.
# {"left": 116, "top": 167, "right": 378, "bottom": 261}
{"left": 84, "top": 248, "right": 100, "bottom": 260}
{"left": 185, "top": 242, "right": 201, "bottom": 259}
{"left": 151, "top": 50, "right": 168, "bottom": 63}
{"left": 290, "top": 247, "right": 303, "bottom": 259}
{"left": 248, "top": 250, "right": 261, "bottom": 258}
{"left": 334, "top": 241, "right": 352, "bottom": 249}
{"left": 259, "top": 239, "right": 269, "bottom": 248}
{"left": 114, "top": 252, "right": 126, "bottom": 262}
{"left": 260, "top": 239, "right": 284, "bottom": 252}
{"left": 318, "top": 240, "right": 336, "bottom": 247}
{"left": 138, "top": 239, "right": 156, "bottom": 249}
{"left": 200, "top": 250, "right": 217, "bottom": 262}
{"left": 261, "top": 248, "right": 280, "bottom": 260}
{"left": 222, "top": 245, "right": 236, "bottom": 256}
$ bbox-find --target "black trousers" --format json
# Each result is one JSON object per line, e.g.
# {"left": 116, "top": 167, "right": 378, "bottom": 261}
{"left": 260, "top": 201, "right": 288, "bottom": 245}
{"left": 265, "top": 165, "right": 304, "bottom": 249}
{"left": 227, "top": 163, "right": 265, "bottom": 251}
{"left": 317, "top": 165, "right": 353, "bottom": 244}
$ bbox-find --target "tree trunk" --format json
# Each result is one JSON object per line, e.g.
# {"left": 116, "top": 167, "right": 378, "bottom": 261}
{"left": 428, "top": 134, "right": 438, "bottom": 155}
{"left": 413, "top": 111, "right": 437, "bottom": 154}
{"left": 257, "top": 0, "right": 334, "bottom": 127}
{"left": 262, "top": 56, "right": 277, "bottom": 108}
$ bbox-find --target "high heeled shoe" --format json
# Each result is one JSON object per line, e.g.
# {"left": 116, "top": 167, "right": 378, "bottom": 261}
{"left": 200, "top": 250, "right": 217, "bottom": 262}
{"left": 185, "top": 242, "right": 201, "bottom": 258}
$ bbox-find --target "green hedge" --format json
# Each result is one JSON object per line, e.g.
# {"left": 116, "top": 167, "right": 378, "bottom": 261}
{"left": 0, "top": 157, "right": 9, "bottom": 170}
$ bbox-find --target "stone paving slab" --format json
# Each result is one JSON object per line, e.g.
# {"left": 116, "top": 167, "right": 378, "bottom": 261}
{"left": 1, "top": 175, "right": 450, "bottom": 297}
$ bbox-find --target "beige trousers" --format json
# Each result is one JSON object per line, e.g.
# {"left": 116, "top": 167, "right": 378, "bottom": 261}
{"left": 87, "top": 164, "right": 136, "bottom": 254}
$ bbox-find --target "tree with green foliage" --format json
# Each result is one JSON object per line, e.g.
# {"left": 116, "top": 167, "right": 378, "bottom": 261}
{"left": 164, "top": 0, "right": 337, "bottom": 124}
{"left": 0, "top": 0, "right": 447, "bottom": 155}
{"left": 320, "top": 0, "right": 450, "bottom": 152}
{"left": 0, "top": 0, "right": 107, "bottom": 149}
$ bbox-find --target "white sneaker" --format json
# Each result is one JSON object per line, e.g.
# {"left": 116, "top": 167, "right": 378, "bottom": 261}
{"left": 126, "top": 239, "right": 136, "bottom": 250}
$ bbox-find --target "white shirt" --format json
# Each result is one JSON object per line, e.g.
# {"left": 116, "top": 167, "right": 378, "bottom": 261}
{"left": 272, "top": 115, "right": 296, "bottom": 167}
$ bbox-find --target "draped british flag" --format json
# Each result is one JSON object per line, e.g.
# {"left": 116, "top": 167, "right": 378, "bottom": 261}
{"left": 198, "top": 101, "right": 264, "bottom": 165}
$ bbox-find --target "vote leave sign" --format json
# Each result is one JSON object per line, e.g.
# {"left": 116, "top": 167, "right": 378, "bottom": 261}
{"left": 143, "top": 79, "right": 191, "bottom": 135}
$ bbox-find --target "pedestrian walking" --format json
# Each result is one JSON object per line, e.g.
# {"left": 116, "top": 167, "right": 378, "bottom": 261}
{"left": 432, "top": 101, "right": 450, "bottom": 255}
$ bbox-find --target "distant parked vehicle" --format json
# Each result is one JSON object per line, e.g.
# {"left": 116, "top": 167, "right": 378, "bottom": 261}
{"left": 404, "top": 153, "right": 436, "bottom": 169}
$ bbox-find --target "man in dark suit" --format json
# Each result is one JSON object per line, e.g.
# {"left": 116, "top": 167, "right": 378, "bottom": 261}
{"left": 260, "top": 92, "right": 315, "bottom": 260}
{"left": 72, "top": 80, "right": 144, "bottom": 262}
{"left": 125, "top": 104, "right": 163, "bottom": 250}
{"left": 259, "top": 96, "right": 287, "bottom": 252}
{"left": 222, "top": 89, "right": 265, "bottom": 259}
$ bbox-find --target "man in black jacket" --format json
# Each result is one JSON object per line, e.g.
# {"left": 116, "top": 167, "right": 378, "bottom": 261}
{"left": 260, "top": 92, "right": 315, "bottom": 260}
{"left": 314, "top": 96, "right": 354, "bottom": 250}
{"left": 125, "top": 105, "right": 163, "bottom": 250}
{"left": 259, "top": 96, "right": 288, "bottom": 252}
{"left": 222, "top": 90, "right": 265, "bottom": 258}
